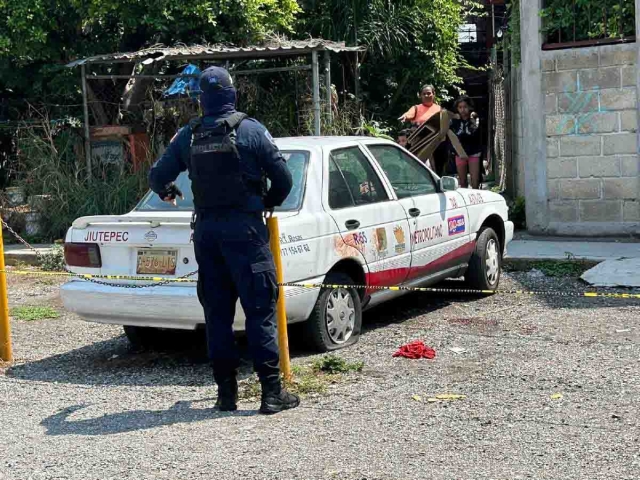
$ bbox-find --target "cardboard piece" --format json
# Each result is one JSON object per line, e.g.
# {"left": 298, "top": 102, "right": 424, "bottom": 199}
{"left": 406, "top": 110, "right": 468, "bottom": 164}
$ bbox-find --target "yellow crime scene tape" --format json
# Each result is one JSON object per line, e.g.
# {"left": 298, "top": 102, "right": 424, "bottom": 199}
{"left": 1, "top": 216, "right": 640, "bottom": 368}
{"left": 3, "top": 268, "right": 640, "bottom": 299}
{"left": 4, "top": 269, "right": 198, "bottom": 283}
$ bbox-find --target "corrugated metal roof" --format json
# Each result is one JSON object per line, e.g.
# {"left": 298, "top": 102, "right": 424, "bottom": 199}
{"left": 66, "top": 39, "right": 363, "bottom": 67}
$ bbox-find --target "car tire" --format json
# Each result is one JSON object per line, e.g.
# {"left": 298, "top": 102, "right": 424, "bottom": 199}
{"left": 304, "top": 272, "right": 363, "bottom": 352}
{"left": 465, "top": 226, "right": 502, "bottom": 291}
{"left": 123, "top": 325, "right": 167, "bottom": 349}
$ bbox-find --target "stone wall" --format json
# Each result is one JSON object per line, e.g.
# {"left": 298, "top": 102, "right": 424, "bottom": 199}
{"left": 541, "top": 44, "right": 639, "bottom": 235}
{"left": 514, "top": 0, "right": 640, "bottom": 236}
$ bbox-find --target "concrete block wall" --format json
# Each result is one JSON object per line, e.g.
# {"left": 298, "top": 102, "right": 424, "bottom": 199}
{"left": 541, "top": 44, "right": 640, "bottom": 235}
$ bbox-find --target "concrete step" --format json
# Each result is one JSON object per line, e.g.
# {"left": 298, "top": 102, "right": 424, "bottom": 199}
{"left": 3, "top": 244, "right": 55, "bottom": 266}
{"left": 506, "top": 239, "right": 640, "bottom": 262}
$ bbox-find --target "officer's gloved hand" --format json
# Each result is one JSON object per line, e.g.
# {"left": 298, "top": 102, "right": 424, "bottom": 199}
{"left": 160, "top": 183, "right": 184, "bottom": 206}
{"left": 263, "top": 207, "right": 275, "bottom": 219}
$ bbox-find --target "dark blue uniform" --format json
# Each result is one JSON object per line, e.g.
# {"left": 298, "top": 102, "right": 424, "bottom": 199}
{"left": 149, "top": 116, "right": 292, "bottom": 214}
{"left": 148, "top": 67, "right": 296, "bottom": 413}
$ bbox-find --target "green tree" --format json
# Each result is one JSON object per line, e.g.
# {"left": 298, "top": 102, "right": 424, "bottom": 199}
{"left": 1, "top": 0, "right": 477, "bottom": 127}
{"left": 298, "top": 0, "right": 481, "bottom": 123}
{"left": 0, "top": 0, "right": 300, "bottom": 113}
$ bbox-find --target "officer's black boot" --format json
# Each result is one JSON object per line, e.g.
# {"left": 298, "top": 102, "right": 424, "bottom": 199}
{"left": 213, "top": 370, "right": 238, "bottom": 412}
{"left": 259, "top": 375, "right": 300, "bottom": 415}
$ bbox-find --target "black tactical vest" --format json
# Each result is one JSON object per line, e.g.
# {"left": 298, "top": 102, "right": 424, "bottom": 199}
{"left": 188, "top": 112, "right": 255, "bottom": 210}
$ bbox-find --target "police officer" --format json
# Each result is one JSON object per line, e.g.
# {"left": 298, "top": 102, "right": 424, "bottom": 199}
{"left": 148, "top": 66, "right": 299, "bottom": 415}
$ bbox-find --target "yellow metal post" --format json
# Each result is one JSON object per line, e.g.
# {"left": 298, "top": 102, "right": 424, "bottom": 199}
{"left": 266, "top": 215, "right": 291, "bottom": 380}
{"left": 0, "top": 221, "right": 13, "bottom": 362}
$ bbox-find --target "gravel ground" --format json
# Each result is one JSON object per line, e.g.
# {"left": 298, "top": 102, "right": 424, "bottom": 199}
{"left": 1, "top": 269, "right": 639, "bottom": 480}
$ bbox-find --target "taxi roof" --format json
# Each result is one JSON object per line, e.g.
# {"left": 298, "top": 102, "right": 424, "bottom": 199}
{"left": 274, "top": 136, "right": 395, "bottom": 152}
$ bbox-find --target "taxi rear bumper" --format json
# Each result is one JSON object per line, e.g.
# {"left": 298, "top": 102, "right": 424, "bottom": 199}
{"left": 60, "top": 277, "right": 323, "bottom": 330}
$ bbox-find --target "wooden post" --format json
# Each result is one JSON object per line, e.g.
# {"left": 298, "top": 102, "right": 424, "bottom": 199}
{"left": 266, "top": 216, "right": 291, "bottom": 381}
{"left": 81, "top": 65, "right": 92, "bottom": 183}
{"left": 0, "top": 222, "right": 12, "bottom": 362}
{"left": 324, "top": 50, "right": 332, "bottom": 124}
{"left": 311, "top": 50, "right": 321, "bottom": 136}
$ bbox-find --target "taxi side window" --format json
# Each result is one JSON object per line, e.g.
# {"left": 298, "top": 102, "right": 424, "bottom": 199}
{"left": 328, "top": 147, "right": 388, "bottom": 209}
{"left": 367, "top": 145, "right": 437, "bottom": 199}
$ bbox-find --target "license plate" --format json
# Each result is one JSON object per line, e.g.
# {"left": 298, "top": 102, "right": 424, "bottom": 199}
{"left": 136, "top": 249, "right": 178, "bottom": 275}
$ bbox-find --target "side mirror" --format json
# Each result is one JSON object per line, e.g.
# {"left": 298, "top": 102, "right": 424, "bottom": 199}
{"left": 439, "top": 176, "right": 459, "bottom": 192}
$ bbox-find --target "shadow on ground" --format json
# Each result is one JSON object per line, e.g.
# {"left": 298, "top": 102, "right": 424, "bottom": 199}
{"left": 40, "top": 399, "right": 260, "bottom": 436}
{"left": 8, "top": 332, "right": 250, "bottom": 388}
{"left": 6, "top": 290, "right": 454, "bottom": 388}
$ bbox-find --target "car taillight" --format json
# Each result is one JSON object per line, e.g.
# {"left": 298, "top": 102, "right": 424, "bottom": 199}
{"left": 64, "top": 243, "right": 102, "bottom": 268}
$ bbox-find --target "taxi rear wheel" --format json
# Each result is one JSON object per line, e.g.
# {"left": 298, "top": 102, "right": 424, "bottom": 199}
{"left": 304, "top": 272, "right": 363, "bottom": 352}
{"left": 123, "top": 325, "right": 169, "bottom": 349}
{"left": 465, "top": 226, "right": 501, "bottom": 291}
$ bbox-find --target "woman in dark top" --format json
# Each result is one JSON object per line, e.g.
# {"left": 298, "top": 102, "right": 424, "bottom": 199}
{"left": 450, "top": 96, "right": 482, "bottom": 189}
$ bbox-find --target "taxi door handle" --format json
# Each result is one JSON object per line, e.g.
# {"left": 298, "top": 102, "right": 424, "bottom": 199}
{"left": 408, "top": 208, "right": 421, "bottom": 217}
{"left": 345, "top": 219, "right": 360, "bottom": 230}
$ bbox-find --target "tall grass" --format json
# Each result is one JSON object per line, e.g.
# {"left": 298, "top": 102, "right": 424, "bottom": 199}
{"left": 12, "top": 90, "right": 390, "bottom": 242}
{"left": 16, "top": 118, "right": 149, "bottom": 241}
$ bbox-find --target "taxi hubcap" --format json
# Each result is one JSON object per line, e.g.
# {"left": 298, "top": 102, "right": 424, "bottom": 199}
{"left": 486, "top": 238, "right": 500, "bottom": 286}
{"left": 326, "top": 288, "right": 355, "bottom": 344}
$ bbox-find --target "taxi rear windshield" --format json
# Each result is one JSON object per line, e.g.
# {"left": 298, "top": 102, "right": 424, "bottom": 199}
{"left": 135, "top": 150, "right": 310, "bottom": 212}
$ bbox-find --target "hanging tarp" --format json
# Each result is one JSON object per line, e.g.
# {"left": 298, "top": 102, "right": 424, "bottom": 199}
{"left": 163, "top": 64, "right": 201, "bottom": 99}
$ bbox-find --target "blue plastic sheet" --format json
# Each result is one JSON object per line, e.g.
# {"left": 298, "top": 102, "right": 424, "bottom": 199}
{"left": 163, "top": 64, "right": 201, "bottom": 98}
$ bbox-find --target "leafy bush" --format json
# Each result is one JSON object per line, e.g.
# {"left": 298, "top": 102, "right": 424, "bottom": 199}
{"left": 312, "top": 354, "right": 364, "bottom": 374}
{"left": 40, "top": 244, "right": 66, "bottom": 272}
{"left": 541, "top": 0, "right": 635, "bottom": 44}
{"left": 509, "top": 195, "right": 526, "bottom": 230}
{"left": 12, "top": 305, "right": 60, "bottom": 321}
{"left": 507, "top": 0, "right": 521, "bottom": 65}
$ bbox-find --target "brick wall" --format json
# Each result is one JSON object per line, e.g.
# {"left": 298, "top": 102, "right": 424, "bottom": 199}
{"left": 541, "top": 44, "right": 639, "bottom": 235}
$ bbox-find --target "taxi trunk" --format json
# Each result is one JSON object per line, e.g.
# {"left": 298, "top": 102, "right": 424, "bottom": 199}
{"left": 61, "top": 209, "right": 318, "bottom": 331}
{"left": 64, "top": 212, "right": 196, "bottom": 281}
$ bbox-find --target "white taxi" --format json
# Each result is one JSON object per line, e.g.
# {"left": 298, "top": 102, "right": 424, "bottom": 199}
{"left": 61, "top": 137, "right": 514, "bottom": 352}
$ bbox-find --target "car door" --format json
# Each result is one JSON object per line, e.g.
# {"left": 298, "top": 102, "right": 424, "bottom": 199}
{"left": 324, "top": 145, "right": 411, "bottom": 288}
{"left": 365, "top": 144, "right": 471, "bottom": 282}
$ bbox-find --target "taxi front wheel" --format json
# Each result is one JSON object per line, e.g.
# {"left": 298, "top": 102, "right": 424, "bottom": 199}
{"left": 304, "top": 272, "right": 363, "bottom": 352}
{"left": 465, "top": 226, "right": 501, "bottom": 291}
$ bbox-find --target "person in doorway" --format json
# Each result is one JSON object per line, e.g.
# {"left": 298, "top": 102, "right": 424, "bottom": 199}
{"left": 148, "top": 66, "right": 299, "bottom": 415}
{"left": 398, "top": 84, "right": 442, "bottom": 126}
{"left": 450, "top": 95, "right": 483, "bottom": 189}
{"left": 398, "top": 84, "right": 448, "bottom": 175}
